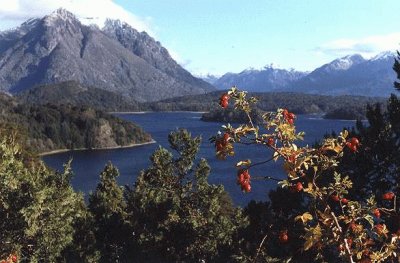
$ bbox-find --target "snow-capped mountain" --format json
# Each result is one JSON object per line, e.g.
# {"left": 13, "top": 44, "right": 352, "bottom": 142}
{"left": 0, "top": 9, "right": 215, "bottom": 102}
{"left": 213, "top": 65, "right": 307, "bottom": 92}
{"left": 288, "top": 52, "right": 397, "bottom": 97}
{"left": 211, "top": 52, "right": 397, "bottom": 97}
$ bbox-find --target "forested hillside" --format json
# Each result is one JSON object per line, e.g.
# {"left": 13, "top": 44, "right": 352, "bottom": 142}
{"left": 0, "top": 94, "right": 151, "bottom": 154}
{"left": 17, "top": 81, "right": 140, "bottom": 112}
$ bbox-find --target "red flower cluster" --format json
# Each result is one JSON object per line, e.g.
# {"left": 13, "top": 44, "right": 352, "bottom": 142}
{"left": 283, "top": 109, "right": 296, "bottom": 125}
{"left": 237, "top": 169, "right": 251, "bottom": 192}
{"left": 346, "top": 137, "right": 360, "bottom": 152}
{"left": 219, "top": 93, "right": 229, "bottom": 108}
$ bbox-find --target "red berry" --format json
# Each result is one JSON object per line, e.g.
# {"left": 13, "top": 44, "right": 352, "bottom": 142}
{"left": 287, "top": 118, "right": 294, "bottom": 125}
{"left": 382, "top": 192, "right": 395, "bottom": 200}
{"left": 11, "top": 255, "right": 17, "bottom": 263}
{"left": 279, "top": 231, "right": 288, "bottom": 243}
{"left": 288, "top": 112, "right": 296, "bottom": 120}
{"left": 221, "top": 93, "right": 229, "bottom": 101}
{"left": 237, "top": 173, "right": 245, "bottom": 185}
{"left": 267, "top": 137, "right": 275, "bottom": 146}
{"left": 373, "top": 208, "right": 381, "bottom": 218}
{"left": 350, "top": 137, "right": 359, "bottom": 146}
{"left": 243, "top": 171, "right": 250, "bottom": 181}
{"left": 346, "top": 142, "right": 357, "bottom": 152}
{"left": 295, "top": 182, "right": 303, "bottom": 192}
{"left": 282, "top": 109, "right": 289, "bottom": 118}
{"left": 331, "top": 195, "right": 340, "bottom": 202}
{"left": 243, "top": 183, "right": 251, "bottom": 193}
{"left": 341, "top": 198, "right": 349, "bottom": 204}
{"left": 220, "top": 99, "right": 228, "bottom": 108}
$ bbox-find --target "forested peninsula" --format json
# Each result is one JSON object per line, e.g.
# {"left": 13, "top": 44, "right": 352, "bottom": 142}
{"left": 0, "top": 93, "right": 152, "bottom": 154}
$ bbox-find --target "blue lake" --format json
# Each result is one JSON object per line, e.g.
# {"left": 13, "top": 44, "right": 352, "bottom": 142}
{"left": 42, "top": 112, "right": 357, "bottom": 206}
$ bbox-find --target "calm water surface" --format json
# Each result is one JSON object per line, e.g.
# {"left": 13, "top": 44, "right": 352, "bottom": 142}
{"left": 42, "top": 112, "right": 357, "bottom": 206}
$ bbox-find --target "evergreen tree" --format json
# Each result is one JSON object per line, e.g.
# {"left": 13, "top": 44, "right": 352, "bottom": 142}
{"left": 62, "top": 201, "right": 100, "bottom": 263}
{"left": 0, "top": 132, "right": 83, "bottom": 262}
{"left": 127, "top": 129, "right": 247, "bottom": 262}
{"left": 88, "top": 163, "right": 130, "bottom": 262}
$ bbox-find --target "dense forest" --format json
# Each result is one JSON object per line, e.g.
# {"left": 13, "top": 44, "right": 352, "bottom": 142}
{"left": 0, "top": 94, "right": 152, "bottom": 154}
{"left": 17, "top": 81, "right": 141, "bottom": 112}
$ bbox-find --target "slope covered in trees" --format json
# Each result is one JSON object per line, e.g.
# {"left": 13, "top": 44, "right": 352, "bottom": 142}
{"left": 143, "top": 91, "right": 385, "bottom": 120}
{"left": 0, "top": 94, "right": 152, "bottom": 154}
{"left": 17, "top": 81, "right": 140, "bottom": 112}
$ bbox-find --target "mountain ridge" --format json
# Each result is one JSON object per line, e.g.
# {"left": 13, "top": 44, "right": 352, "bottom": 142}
{"left": 205, "top": 52, "right": 397, "bottom": 97}
{"left": 0, "top": 8, "right": 215, "bottom": 102}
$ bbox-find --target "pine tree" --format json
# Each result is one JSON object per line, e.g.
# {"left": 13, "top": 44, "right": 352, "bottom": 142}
{"left": 127, "top": 129, "right": 247, "bottom": 262}
{"left": 88, "top": 163, "right": 130, "bottom": 262}
{"left": 0, "top": 132, "right": 83, "bottom": 262}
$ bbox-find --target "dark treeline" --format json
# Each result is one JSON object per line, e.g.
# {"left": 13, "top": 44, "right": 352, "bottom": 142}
{"left": 17, "top": 81, "right": 141, "bottom": 112}
{"left": 0, "top": 94, "right": 151, "bottom": 154}
{"left": 141, "top": 91, "right": 386, "bottom": 120}
{"left": 16, "top": 81, "right": 385, "bottom": 120}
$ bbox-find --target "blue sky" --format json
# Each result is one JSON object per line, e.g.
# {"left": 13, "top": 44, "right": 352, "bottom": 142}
{"left": 1, "top": 0, "right": 400, "bottom": 75}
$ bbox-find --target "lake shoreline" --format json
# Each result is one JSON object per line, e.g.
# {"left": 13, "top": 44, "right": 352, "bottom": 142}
{"left": 109, "top": 111, "right": 208, "bottom": 114}
{"left": 39, "top": 140, "right": 156, "bottom": 156}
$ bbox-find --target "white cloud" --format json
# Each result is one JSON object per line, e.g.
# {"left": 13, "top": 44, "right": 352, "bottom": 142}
{"left": 315, "top": 32, "right": 400, "bottom": 58}
{"left": 0, "top": 0, "right": 153, "bottom": 35}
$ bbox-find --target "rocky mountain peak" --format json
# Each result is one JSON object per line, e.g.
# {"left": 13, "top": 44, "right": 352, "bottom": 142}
{"left": 325, "top": 54, "right": 365, "bottom": 71}
{"left": 371, "top": 51, "right": 396, "bottom": 61}
{"left": 43, "top": 8, "right": 78, "bottom": 26}
{"left": 0, "top": 9, "right": 214, "bottom": 101}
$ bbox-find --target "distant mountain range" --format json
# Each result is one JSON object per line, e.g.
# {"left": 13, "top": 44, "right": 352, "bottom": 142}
{"left": 213, "top": 66, "right": 307, "bottom": 93}
{"left": 205, "top": 52, "right": 398, "bottom": 97}
{"left": 0, "top": 9, "right": 214, "bottom": 102}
